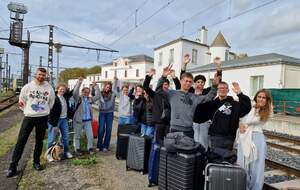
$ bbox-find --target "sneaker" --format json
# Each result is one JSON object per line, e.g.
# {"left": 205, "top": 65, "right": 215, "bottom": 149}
{"left": 47, "top": 154, "right": 54, "bottom": 162}
{"left": 103, "top": 148, "right": 109, "bottom": 152}
{"left": 6, "top": 167, "right": 17, "bottom": 178}
{"left": 74, "top": 150, "right": 82, "bottom": 156}
{"left": 65, "top": 152, "right": 73, "bottom": 159}
{"left": 89, "top": 149, "right": 95, "bottom": 155}
{"left": 33, "top": 163, "right": 43, "bottom": 171}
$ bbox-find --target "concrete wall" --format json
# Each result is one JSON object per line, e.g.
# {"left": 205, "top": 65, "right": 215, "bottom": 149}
{"left": 285, "top": 65, "right": 300, "bottom": 88}
{"left": 191, "top": 64, "right": 283, "bottom": 98}
{"left": 210, "top": 46, "right": 228, "bottom": 62}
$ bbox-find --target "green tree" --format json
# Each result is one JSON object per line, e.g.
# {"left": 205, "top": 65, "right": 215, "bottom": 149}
{"left": 59, "top": 66, "right": 101, "bottom": 84}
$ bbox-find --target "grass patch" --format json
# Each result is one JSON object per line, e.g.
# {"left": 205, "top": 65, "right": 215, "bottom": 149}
{"left": 0, "top": 122, "right": 21, "bottom": 157}
{"left": 71, "top": 155, "right": 97, "bottom": 166}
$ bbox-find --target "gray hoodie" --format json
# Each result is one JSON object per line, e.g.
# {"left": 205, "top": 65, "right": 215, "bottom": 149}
{"left": 161, "top": 76, "right": 217, "bottom": 131}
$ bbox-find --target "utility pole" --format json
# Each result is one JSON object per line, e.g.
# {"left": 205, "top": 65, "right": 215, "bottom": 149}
{"left": 5, "top": 54, "right": 8, "bottom": 91}
{"left": 54, "top": 43, "right": 62, "bottom": 85}
{"left": 48, "top": 25, "right": 54, "bottom": 85}
{"left": 39, "top": 55, "right": 42, "bottom": 67}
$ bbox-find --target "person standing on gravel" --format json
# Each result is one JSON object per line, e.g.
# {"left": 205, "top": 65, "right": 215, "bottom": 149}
{"left": 7, "top": 67, "right": 55, "bottom": 178}
{"left": 73, "top": 77, "right": 100, "bottom": 155}
{"left": 236, "top": 89, "right": 273, "bottom": 190}
{"left": 47, "top": 84, "right": 74, "bottom": 161}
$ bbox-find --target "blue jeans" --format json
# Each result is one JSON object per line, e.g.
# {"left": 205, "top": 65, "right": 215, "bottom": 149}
{"left": 141, "top": 124, "right": 155, "bottom": 138}
{"left": 118, "top": 115, "right": 134, "bottom": 125}
{"left": 237, "top": 133, "right": 266, "bottom": 190}
{"left": 48, "top": 118, "right": 69, "bottom": 154}
{"left": 97, "top": 112, "right": 114, "bottom": 150}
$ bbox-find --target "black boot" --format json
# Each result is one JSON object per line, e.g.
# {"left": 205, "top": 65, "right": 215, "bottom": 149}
{"left": 6, "top": 166, "right": 17, "bottom": 178}
{"left": 33, "top": 163, "right": 43, "bottom": 171}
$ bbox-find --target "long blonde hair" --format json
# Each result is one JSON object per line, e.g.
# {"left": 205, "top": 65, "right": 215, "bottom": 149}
{"left": 254, "top": 89, "right": 273, "bottom": 122}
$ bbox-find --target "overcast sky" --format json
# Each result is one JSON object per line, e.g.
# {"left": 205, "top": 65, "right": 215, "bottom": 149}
{"left": 0, "top": 0, "right": 299, "bottom": 77}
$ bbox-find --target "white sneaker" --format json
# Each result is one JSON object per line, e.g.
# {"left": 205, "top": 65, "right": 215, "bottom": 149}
{"left": 47, "top": 154, "right": 54, "bottom": 162}
{"left": 65, "top": 152, "right": 73, "bottom": 159}
{"left": 103, "top": 148, "right": 108, "bottom": 152}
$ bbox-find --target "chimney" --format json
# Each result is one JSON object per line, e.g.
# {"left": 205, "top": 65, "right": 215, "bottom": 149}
{"left": 199, "top": 26, "right": 208, "bottom": 45}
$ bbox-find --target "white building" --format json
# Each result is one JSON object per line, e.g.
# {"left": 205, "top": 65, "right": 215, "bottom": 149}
{"left": 153, "top": 26, "right": 233, "bottom": 87}
{"left": 68, "top": 54, "right": 154, "bottom": 90}
{"left": 99, "top": 54, "right": 153, "bottom": 84}
{"left": 188, "top": 53, "right": 300, "bottom": 97}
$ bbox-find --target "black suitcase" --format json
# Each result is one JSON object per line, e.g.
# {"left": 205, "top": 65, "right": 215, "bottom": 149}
{"left": 117, "top": 124, "right": 140, "bottom": 135}
{"left": 126, "top": 134, "right": 152, "bottom": 174}
{"left": 158, "top": 147, "right": 206, "bottom": 190}
{"left": 115, "top": 133, "right": 130, "bottom": 160}
{"left": 204, "top": 163, "right": 247, "bottom": 190}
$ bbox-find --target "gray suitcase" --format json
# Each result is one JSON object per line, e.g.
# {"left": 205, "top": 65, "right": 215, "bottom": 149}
{"left": 204, "top": 163, "right": 247, "bottom": 190}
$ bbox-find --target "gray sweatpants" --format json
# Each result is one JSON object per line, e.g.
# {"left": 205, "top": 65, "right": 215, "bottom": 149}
{"left": 73, "top": 121, "right": 94, "bottom": 151}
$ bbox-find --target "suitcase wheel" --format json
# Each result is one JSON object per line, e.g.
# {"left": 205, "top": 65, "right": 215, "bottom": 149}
{"left": 116, "top": 156, "right": 120, "bottom": 160}
{"left": 126, "top": 166, "right": 130, "bottom": 171}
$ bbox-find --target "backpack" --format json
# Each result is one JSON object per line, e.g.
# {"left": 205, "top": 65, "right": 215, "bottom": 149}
{"left": 164, "top": 132, "right": 204, "bottom": 154}
{"left": 69, "top": 97, "right": 82, "bottom": 119}
{"left": 45, "top": 141, "right": 64, "bottom": 161}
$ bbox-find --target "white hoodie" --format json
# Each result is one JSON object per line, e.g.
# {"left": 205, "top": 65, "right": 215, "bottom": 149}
{"left": 19, "top": 80, "right": 55, "bottom": 117}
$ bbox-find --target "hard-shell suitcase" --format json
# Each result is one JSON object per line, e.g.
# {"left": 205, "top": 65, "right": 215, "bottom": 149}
{"left": 115, "top": 133, "right": 130, "bottom": 160}
{"left": 148, "top": 141, "right": 161, "bottom": 187}
{"left": 115, "top": 124, "right": 140, "bottom": 160}
{"left": 126, "top": 134, "right": 152, "bottom": 174}
{"left": 204, "top": 163, "right": 247, "bottom": 190}
{"left": 92, "top": 119, "right": 98, "bottom": 138}
{"left": 158, "top": 147, "right": 206, "bottom": 190}
{"left": 117, "top": 124, "right": 140, "bottom": 135}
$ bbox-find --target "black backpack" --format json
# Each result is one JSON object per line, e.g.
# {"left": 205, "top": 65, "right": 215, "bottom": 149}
{"left": 68, "top": 97, "right": 82, "bottom": 119}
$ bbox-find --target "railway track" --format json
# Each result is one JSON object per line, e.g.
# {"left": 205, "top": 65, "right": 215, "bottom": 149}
{"left": 0, "top": 95, "right": 18, "bottom": 112}
{"left": 263, "top": 131, "right": 300, "bottom": 189}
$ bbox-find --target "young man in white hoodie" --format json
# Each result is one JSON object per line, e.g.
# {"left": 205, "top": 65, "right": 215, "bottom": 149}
{"left": 7, "top": 68, "right": 55, "bottom": 178}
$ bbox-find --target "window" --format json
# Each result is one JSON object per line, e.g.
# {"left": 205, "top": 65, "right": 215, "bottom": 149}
{"left": 250, "top": 76, "right": 264, "bottom": 96}
{"left": 158, "top": 52, "right": 163, "bottom": 66}
{"left": 114, "top": 70, "right": 117, "bottom": 78}
{"left": 124, "top": 70, "right": 127, "bottom": 78}
{"left": 169, "top": 49, "right": 174, "bottom": 64}
{"left": 192, "top": 49, "right": 198, "bottom": 64}
{"left": 136, "top": 69, "right": 139, "bottom": 77}
{"left": 105, "top": 71, "right": 108, "bottom": 78}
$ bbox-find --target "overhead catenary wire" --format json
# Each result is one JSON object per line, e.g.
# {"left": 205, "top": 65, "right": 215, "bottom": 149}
{"left": 186, "top": 0, "right": 278, "bottom": 37}
{"left": 108, "top": 0, "right": 176, "bottom": 46}
{"left": 101, "top": 0, "right": 150, "bottom": 43}
{"left": 54, "top": 25, "right": 114, "bottom": 50}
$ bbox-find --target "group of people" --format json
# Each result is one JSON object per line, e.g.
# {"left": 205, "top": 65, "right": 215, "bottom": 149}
{"left": 6, "top": 54, "right": 273, "bottom": 190}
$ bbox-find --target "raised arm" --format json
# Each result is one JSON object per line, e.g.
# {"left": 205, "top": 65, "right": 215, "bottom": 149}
{"left": 143, "top": 68, "right": 156, "bottom": 97}
{"left": 91, "top": 82, "right": 101, "bottom": 103}
{"left": 231, "top": 82, "right": 251, "bottom": 117}
{"left": 72, "top": 77, "right": 83, "bottom": 101}
{"left": 112, "top": 77, "right": 121, "bottom": 97}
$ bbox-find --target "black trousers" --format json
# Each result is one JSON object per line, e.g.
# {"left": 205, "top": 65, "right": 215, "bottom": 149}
{"left": 10, "top": 116, "right": 48, "bottom": 169}
{"left": 154, "top": 123, "right": 170, "bottom": 144}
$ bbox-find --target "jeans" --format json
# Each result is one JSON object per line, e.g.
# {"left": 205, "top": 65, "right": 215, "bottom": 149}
{"left": 237, "top": 133, "right": 266, "bottom": 190}
{"left": 193, "top": 121, "right": 211, "bottom": 151}
{"left": 48, "top": 118, "right": 69, "bottom": 154}
{"left": 97, "top": 112, "right": 114, "bottom": 150}
{"left": 73, "top": 120, "right": 93, "bottom": 150}
{"left": 10, "top": 116, "right": 48, "bottom": 169}
{"left": 141, "top": 124, "right": 155, "bottom": 138}
{"left": 118, "top": 115, "right": 134, "bottom": 125}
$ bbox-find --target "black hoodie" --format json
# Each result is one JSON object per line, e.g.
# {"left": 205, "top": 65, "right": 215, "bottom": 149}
{"left": 208, "top": 93, "right": 251, "bottom": 140}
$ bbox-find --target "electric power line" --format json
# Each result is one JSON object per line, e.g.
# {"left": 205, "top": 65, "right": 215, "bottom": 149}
{"left": 186, "top": 0, "right": 278, "bottom": 37}
{"left": 54, "top": 25, "right": 114, "bottom": 50}
{"left": 109, "top": 0, "right": 176, "bottom": 46}
{"left": 101, "top": 0, "right": 151, "bottom": 43}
